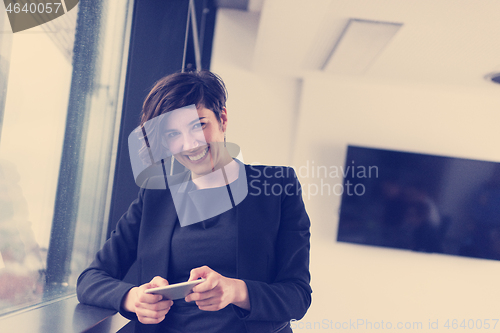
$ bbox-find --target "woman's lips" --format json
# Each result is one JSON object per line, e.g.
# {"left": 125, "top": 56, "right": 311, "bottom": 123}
{"left": 186, "top": 146, "right": 209, "bottom": 162}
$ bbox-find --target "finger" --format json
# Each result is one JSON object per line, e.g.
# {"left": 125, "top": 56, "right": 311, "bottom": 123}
{"left": 150, "top": 276, "right": 169, "bottom": 288}
{"left": 189, "top": 266, "right": 216, "bottom": 293}
{"left": 155, "top": 299, "right": 173, "bottom": 311}
{"left": 137, "top": 283, "right": 163, "bottom": 304}
{"left": 185, "top": 289, "right": 216, "bottom": 302}
{"left": 195, "top": 297, "right": 220, "bottom": 308}
{"left": 197, "top": 304, "right": 221, "bottom": 311}
{"left": 196, "top": 299, "right": 224, "bottom": 312}
{"left": 135, "top": 299, "right": 173, "bottom": 323}
{"left": 137, "top": 309, "right": 168, "bottom": 324}
{"left": 137, "top": 292, "right": 163, "bottom": 304}
{"left": 192, "top": 274, "right": 219, "bottom": 293}
{"left": 136, "top": 299, "right": 173, "bottom": 312}
{"left": 138, "top": 316, "right": 165, "bottom": 325}
{"left": 136, "top": 307, "right": 168, "bottom": 319}
{"left": 188, "top": 266, "right": 212, "bottom": 281}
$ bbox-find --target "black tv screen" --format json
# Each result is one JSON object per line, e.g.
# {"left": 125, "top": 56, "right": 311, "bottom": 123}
{"left": 337, "top": 145, "right": 500, "bottom": 261}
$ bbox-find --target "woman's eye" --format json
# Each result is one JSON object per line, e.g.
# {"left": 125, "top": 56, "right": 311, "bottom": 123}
{"left": 193, "top": 122, "right": 206, "bottom": 130}
{"left": 166, "top": 132, "right": 178, "bottom": 138}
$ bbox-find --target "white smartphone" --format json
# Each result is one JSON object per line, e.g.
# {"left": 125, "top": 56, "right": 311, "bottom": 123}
{"left": 144, "top": 279, "right": 206, "bottom": 300}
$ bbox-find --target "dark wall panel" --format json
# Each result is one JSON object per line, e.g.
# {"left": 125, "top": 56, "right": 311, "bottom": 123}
{"left": 108, "top": 0, "right": 216, "bottom": 240}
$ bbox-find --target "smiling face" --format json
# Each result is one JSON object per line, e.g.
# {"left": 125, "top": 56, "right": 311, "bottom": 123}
{"left": 162, "top": 105, "right": 231, "bottom": 178}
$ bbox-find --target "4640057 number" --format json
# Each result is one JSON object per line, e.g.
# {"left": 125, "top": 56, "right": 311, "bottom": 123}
{"left": 5, "top": 2, "right": 62, "bottom": 14}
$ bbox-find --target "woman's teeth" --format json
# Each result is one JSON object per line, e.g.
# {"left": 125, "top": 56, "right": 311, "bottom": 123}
{"left": 188, "top": 147, "right": 209, "bottom": 161}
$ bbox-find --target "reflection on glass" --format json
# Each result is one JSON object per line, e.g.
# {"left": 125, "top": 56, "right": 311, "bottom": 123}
{"left": 0, "top": 0, "right": 131, "bottom": 316}
{"left": 0, "top": 159, "right": 43, "bottom": 312}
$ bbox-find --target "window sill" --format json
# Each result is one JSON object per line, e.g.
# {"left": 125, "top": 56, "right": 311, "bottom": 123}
{"left": 0, "top": 295, "right": 130, "bottom": 333}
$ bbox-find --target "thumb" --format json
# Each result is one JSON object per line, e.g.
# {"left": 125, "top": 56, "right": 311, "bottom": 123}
{"left": 139, "top": 282, "right": 153, "bottom": 291}
{"left": 188, "top": 265, "right": 210, "bottom": 281}
{"left": 150, "top": 276, "right": 169, "bottom": 288}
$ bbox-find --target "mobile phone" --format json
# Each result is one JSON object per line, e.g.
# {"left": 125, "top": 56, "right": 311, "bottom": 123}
{"left": 144, "top": 279, "right": 206, "bottom": 300}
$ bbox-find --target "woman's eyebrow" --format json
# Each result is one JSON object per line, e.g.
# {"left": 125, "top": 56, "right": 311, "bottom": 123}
{"left": 189, "top": 117, "right": 206, "bottom": 125}
{"left": 164, "top": 117, "right": 206, "bottom": 131}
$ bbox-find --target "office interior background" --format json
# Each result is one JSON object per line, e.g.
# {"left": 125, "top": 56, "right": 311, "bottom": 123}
{"left": 0, "top": 0, "right": 500, "bottom": 331}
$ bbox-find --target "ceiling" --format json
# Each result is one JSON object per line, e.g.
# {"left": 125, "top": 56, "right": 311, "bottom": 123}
{"left": 248, "top": 0, "right": 500, "bottom": 87}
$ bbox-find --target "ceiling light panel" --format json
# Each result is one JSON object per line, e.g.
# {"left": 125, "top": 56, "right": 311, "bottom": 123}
{"left": 323, "top": 19, "right": 402, "bottom": 75}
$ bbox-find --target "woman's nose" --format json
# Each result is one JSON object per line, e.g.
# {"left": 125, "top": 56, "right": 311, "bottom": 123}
{"left": 181, "top": 133, "right": 201, "bottom": 152}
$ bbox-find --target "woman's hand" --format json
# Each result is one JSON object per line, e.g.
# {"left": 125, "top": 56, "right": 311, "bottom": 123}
{"left": 122, "top": 276, "right": 174, "bottom": 324}
{"left": 185, "top": 265, "right": 250, "bottom": 311}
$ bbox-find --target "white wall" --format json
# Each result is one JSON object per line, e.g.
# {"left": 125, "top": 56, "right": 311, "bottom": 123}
{"left": 212, "top": 7, "right": 500, "bottom": 332}
{"left": 211, "top": 9, "right": 302, "bottom": 166}
{"left": 294, "top": 75, "right": 500, "bottom": 331}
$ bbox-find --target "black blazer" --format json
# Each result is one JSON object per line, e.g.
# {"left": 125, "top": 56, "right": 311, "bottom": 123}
{"left": 77, "top": 164, "right": 312, "bottom": 333}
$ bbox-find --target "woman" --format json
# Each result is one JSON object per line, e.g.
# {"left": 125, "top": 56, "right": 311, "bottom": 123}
{"left": 77, "top": 70, "right": 311, "bottom": 333}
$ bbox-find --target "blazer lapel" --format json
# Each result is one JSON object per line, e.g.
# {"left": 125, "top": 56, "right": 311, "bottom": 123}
{"left": 139, "top": 188, "right": 178, "bottom": 284}
{"left": 236, "top": 165, "right": 278, "bottom": 283}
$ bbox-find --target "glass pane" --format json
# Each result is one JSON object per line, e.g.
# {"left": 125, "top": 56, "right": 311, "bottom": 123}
{"left": 0, "top": 0, "right": 132, "bottom": 316}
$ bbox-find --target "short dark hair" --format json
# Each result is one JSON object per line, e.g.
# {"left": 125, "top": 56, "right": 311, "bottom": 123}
{"left": 140, "top": 70, "right": 227, "bottom": 127}
{"left": 137, "top": 70, "right": 227, "bottom": 165}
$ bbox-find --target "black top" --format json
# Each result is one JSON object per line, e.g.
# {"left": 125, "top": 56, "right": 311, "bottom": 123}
{"left": 161, "top": 176, "right": 246, "bottom": 332}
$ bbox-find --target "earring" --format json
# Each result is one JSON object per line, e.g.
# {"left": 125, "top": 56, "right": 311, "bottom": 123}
{"left": 224, "top": 132, "right": 226, "bottom": 147}
{"left": 170, "top": 155, "right": 175, "bottom": 176}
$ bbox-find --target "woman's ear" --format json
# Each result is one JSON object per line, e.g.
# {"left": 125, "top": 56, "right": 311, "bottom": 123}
{"left": 220, "top": 107, "right": 228, "bottom": 132}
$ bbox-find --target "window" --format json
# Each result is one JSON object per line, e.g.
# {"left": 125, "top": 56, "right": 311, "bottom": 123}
{"left": 0, "top": 0, "right": 132, "bottom": 316}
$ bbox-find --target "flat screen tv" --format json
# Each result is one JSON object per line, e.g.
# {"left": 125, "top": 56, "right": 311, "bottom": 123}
{"left": 337, "top": 145, "right": 500, "bottom": 261}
